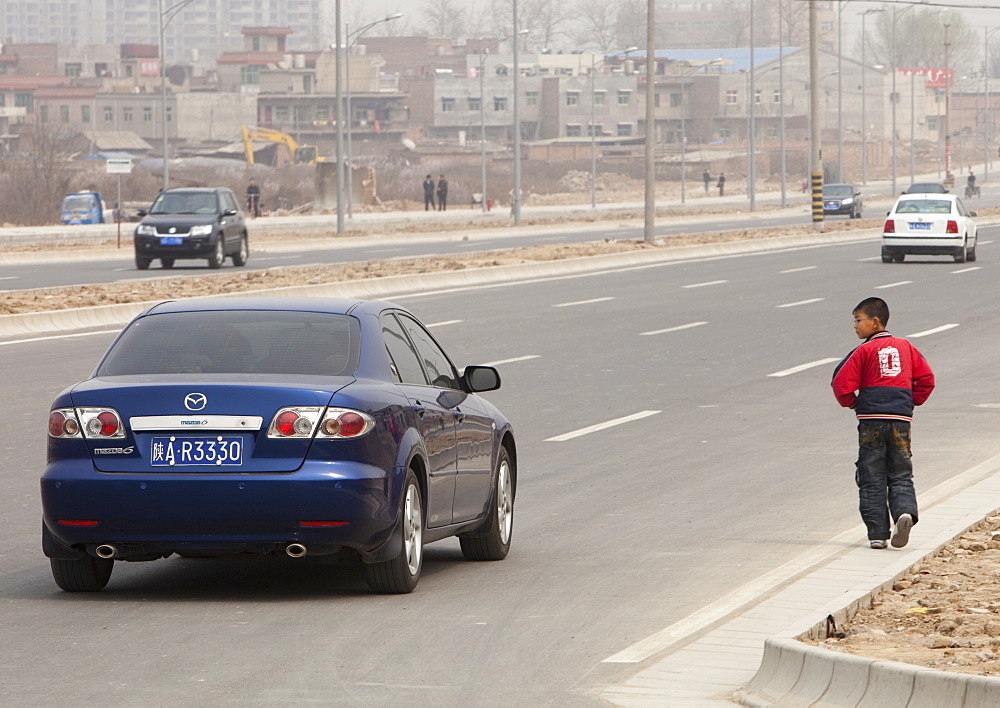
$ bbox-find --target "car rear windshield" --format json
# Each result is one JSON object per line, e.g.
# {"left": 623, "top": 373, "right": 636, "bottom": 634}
{"left": 150, "top": 192, "right": 219, "bottom": 215}
{"left": 823, "top": 185, "right": 853, "bottom": 197}
{"left": 62, "top": 196, "right": 95, "bottom": 210}
{"left": 895, "top": 199, "right": 953, "bottom": 215}
{"left": 906, "top": 184, "right": 945, "bottom": 193}
{"left": 98, "top": 310, "right": 361, "bottom": 376}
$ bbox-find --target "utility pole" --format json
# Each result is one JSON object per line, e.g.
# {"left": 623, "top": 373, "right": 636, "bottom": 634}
{"left": 644, "top": 0, "right": 655, "bottom": 243}
{"left": 809, "top": 0, "right": 823, "bottom": 229}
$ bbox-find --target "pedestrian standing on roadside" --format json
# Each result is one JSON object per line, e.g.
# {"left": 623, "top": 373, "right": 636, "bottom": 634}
{"left": 436, "top": 174, "right": 449, "bottom": 211}
{"left": 831, "top": 297, "right": 935, "bottom": 550}
{"left": 702, "top": 169, "right": 711, "bottom": 193}
{"left": 245, "top": 178, "right": 261, "bottom": 218}
{"left": 422, "top": 175, "right": 436, "bottom": 211}
{"left": 717, "top": 172, "right": 726, "bottom": 197}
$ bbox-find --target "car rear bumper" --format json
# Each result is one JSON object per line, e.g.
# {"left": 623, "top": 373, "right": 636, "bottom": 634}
{"left": 882, "top": 235, "right": 965, "bottom": 254}
{"left": 41, "top": 459, "right": 401, "bottom": 557}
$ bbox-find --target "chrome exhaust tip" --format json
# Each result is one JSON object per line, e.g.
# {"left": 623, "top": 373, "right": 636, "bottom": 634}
{"left": 95, "top": 544, "right": 117, "bottom": 559}
{"left": 285, "top": 543, "right": 307, "bottom": 558}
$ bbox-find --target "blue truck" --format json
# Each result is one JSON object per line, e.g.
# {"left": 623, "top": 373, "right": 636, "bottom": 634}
{"left": 60, "top": 191, "right": 106, "bottom": 224}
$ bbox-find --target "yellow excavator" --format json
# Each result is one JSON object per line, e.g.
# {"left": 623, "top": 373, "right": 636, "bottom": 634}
{"left": 241, "top": 126, "right": 323, "bottom": 166}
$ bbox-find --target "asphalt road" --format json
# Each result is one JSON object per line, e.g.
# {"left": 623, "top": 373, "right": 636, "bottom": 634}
{"left": 2, "top": 207, "right": 851, "bottom": 291}
{"left": 2, "top": 228, "right": 1000, "bottom": 705}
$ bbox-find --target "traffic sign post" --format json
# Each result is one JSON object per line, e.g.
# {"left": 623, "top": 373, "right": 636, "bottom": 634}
{"left": 106, "top": 159, "right": 133, "bottom": 248}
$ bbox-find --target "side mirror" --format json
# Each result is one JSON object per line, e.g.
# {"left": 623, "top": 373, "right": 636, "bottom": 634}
{"left": 137, "top": 209, "right": 147, "bottom": 217}
{"left": 969, "top": 211, "right": 978, "bottom": 217}
{"left": 223, "top": 208, "right": 238, "bottom": 217}
{"left": 462, "top": 365, "right": 501, "bottom": 393}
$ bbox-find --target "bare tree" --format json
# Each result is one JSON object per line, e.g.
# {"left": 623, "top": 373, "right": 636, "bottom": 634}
{"left": 0, "top": 121, "right": 74, "bottom": 225}
{"left": 777, "top": 0, "right": 809, "bottom": 47}
{"left": 860, "top": 10, "right": 976, "bottom": 75}
{"left": 613, "top": 0, "right": 647, "bottom": 52}
{"left": 421, "top": 0, "right": 468, "bottom": 38}
{"left": 720, "top": 0, "right": 751, "bottom": 47}
{"left": 573, "top": 0, "right": 618, "bottom": 52}
{"left": 488, "top": 0, "right": 571, "bottom": 51}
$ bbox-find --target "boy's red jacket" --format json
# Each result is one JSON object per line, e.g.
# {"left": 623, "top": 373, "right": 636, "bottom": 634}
{"left": 831, "top": 331, "right": 935, "bottom": 421}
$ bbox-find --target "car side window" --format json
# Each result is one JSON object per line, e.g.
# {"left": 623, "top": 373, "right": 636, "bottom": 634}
{"left": 381, "top": 314, "right": 426, "bottom": 384}
{"left": 225, "top": 191, "right": 239, "bottom": 213}
{"left": 397, "top": 314, "right": 460, "bottom": 390}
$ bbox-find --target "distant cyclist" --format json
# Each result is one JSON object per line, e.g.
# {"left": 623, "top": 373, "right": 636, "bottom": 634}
{"left": 246, "top": 178, "right": 261, "bottom": 218}
{"left": 966, "top": 171, "right": 979, "bottom": 199}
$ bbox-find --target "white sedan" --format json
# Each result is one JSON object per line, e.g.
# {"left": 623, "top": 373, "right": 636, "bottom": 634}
{"left": 881, "top": 193, "right": 978, "bottom": 263}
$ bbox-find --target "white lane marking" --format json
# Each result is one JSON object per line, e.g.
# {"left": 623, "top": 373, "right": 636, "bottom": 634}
{"left": 0, "top": 329, "right": 120, "bottom": 347}
{"left": 604, "top": 449, "right": 1000, "bottom": 664}
{"left": 780, "top": 266, "right": 817, "bottom": 274}
{"left": 259, "top": 255, "right": 303, "bottom": 261}
{"left": 874, "top": 280, "right": 913, "bottom": 289}
{"left": 482, "top": 355, "right": 541, "bottom": 366}
{"left": 552, "top": 296, "right": 614, "bottom": 308}
{"left": 366, "top": 247, "right": 405, "bottom": 254}
{"left": 641, "top": 321, "right": 707, "bottom": 336}
{"left": 857, "top": 256, "right": 881, "bottom": 262}
{"left": 952, "top": 266, "right": 982, "bottom": 274}
{"left": 980, "top": 240, "right": 994, "bottom": 245}
{"left": 426, "top": 319, "right": 462, "bottom": 328}
{"left": 907, "top": 323, "right": 959, "bottom": 338}
{"left": 0, "top": 276, "right": 18, "bottom": 280}
{"left": 974, "top": 404, "right": 1000, "bottom": 409}
{"left": 545, "top": 410, "right": 661, "bottom": 443}
{"left": 682, "top": 279, "right": 728, "bottom": 289}
{"left": 776, "top": 297, "right": 824, "bottom": 308}
{"left": 767, "top": 357, "right": 840, "bottom": 378}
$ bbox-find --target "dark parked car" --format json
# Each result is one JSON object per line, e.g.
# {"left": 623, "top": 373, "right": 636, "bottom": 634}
{"left": 904, "top": 182, "right": 948, "bottom": 195}
{"left": 822, "top": 183, "right": 864, "bottom": 219}
{"left": 134, "top": 187, "right": 248, "bottom": 270}
{"left": 41, "top": 298, "right": 516, "bottom": 594}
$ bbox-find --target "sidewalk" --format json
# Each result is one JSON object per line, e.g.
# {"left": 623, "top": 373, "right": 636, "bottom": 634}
{"left": 599, "top": 453, "right": 1000, "bottom": 706}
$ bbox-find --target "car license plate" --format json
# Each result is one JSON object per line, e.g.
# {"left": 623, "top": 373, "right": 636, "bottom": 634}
{"left": 150, "top": 436, "right": 243, "bottom": 466}
{"left": 908, "top": 222, "right": 932, "bottom": 230}
{"left": 159, "top": 236, "right": 183, "bottom": 245}
{"left": 824, "top": 202, "right": 838, "bottom": 210}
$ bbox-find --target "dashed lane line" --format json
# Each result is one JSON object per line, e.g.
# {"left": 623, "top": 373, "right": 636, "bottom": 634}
{"left": 767, "top": 357, "right": 840, "bottom": 378}
{"left": 552, "top": 296, "right": 614, "bottom": 308}
{"left": 780, "top": 266, "right": 817, "bottom": 274}
{"left": 907, "top": 323, "right": 959, "bottom": 338}
{"left": 875, "top": 280, "right": 913, "bottom": 289}
{"left": 682, "top": 279, "right": 728, "bottom": 289}
{"left": 640, "top": 321, "right": 707, "bottom": 336}
{"left": 426, "top": 319, "right": 463, "bottom": 328}
{"left": 545, "top": 410, "right": 661, "bottom": 443}
{"left": 952, "top": 266, "right": 982, "bottom": 274}
{"left": 776, "top": 297, "right": 824, "bottom": 308}
{"left": 482, "top": 355, "right": 541, "bottom": 367}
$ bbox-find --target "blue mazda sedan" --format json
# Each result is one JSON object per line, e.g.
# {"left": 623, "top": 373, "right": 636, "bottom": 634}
{"left": 42, "top": 298, "right": 515, "bottom": 594}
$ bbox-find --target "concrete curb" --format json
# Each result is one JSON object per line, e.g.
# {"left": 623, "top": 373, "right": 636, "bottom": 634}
{"left": 0, "top": 229, "right": 873, "bottom": 338}
{"left": 737, "top": 636, "right": 1000, "bottom": 707}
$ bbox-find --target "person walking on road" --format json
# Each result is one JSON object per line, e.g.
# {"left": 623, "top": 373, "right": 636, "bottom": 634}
{"left": 422, "top": 175, "right": 436, "bottom": 211}
{"left": 717, "top": 172, "right": 726, "bottom": 197}
{"left": 831, "top": 297, "right": 935, "bottom": 551}
{"left": 436, "top": 174, "right": 449, "bottom": 211}
{"left": 702, "top": 169, "right": 711, "bottom": 193}
{"left": 245, "top": 178, "right": 261, "bottom": 218}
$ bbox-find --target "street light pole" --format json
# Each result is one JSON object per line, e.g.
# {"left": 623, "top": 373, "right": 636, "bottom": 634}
{"left": 837, "top": 0, "right": 843, "bottom": 182}
{"left": 345, "top": 13, "right": 402, "bottom": 219}
{"left": 748, "top": 0, "right": 755, "bottom": 212}
{"left": 512, "top": 0, "right": 522, "bottom": 225}
{"left": 779, "top": 10, "right": 786, "bottom": 208}
{"left": 157, "top": 0, "right": 198, "bottom": 192}
{"left": 643, "top": 0, "right": 655, "bottom": 243}
{"left": 335, "top": 0, "right": 344, "bottom": 234}
{"left": 478, "top": 32, "right": 527, "bottom": 215}
{"left": 859, "top": 9, "right": 883, "bottom": 186}
{"left": 592, "top": 47, "right": 637, "bottom": 208}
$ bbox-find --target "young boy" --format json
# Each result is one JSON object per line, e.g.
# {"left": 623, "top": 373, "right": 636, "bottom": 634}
{"left": 831, "top": 297, "right": 935, "bottom": 549}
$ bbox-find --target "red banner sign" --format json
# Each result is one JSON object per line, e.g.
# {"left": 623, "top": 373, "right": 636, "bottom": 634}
{"left": 899, "top": 68, "right": 952, "bottom": 88}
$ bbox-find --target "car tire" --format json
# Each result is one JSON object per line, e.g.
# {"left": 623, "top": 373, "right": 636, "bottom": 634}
{"left": 364, "top": 469, "right": 423, "bottom": 594}
{"left": 967, "top": 241, "right": 977, "bottom": 262}
{"left": 954, "top": 244, "right": 967, "bottom": 263}
{"left": 232, "top": 233, "right": 249, "bottom": 267}
{"left": 894, "top": 253, "right": 905, "bottom": 263}
{"left": 160, "top": 258, "right": 174, "bottom": 269}
{"left": 207, "top": 238, "right": 225, "bottom": 269}
{"left": 135, "top": 255, "right": 151, "bottom": 270}
{"left": 881, "top": 248, "right": 893, "bottom": 263}
{"left": 460, "top": 447, "right": 514, "bottom": 562}
{"left": 50, "top": 555, "right": 113, "bottom": 592}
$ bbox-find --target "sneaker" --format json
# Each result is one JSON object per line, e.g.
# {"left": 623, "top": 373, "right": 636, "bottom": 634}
{"left": 870, "top": 540, "right": 887, "bottom": 549}
{"left": 891, "top": 513, "right": 914, "bottom": 548}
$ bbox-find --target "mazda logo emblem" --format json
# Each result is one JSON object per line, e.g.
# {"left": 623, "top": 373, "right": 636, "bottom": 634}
{"left": 184, "top": 393, "right": 207, "bottom": 411}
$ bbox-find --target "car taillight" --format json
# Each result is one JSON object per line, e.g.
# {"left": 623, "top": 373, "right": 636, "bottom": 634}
{"left": 48, "top": 408, "right": 81, "bottom": 438}
{"left": 884, "top": 219, "right": 895, "bottom": 234}
{"left": 946, "top": 220, "right": 959, "bottom": 234}
{"left": 316, "top": 408, "right": 375, "bottom": 439}
{"left": 267, "top": 407, "right": 323, "bottom": 438}
{"left": 75, "top": 408, "right": 126, "bottom": 439}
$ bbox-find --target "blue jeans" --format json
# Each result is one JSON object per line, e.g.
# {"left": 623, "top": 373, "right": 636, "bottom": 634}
{"left": 855, "top": 420, "right": 919, "bottom": 540}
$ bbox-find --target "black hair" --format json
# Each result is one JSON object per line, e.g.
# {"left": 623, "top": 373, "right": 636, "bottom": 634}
{"left": 854, "top": 297, "right": 889, "bottom": 325}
